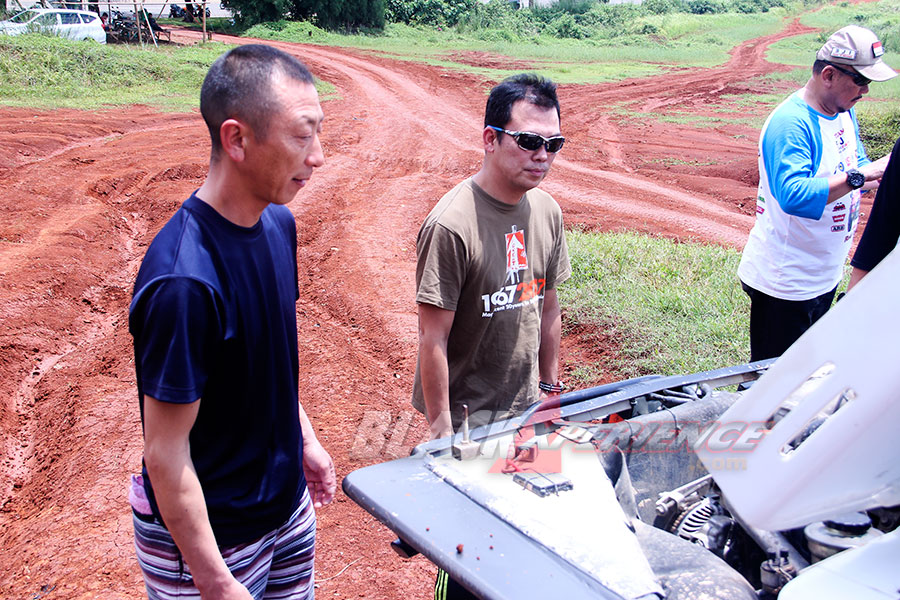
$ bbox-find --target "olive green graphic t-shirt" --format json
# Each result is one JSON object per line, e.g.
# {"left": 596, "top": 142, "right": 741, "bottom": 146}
{"left": 412, "top": 178, "right": 571, "bottom": 429}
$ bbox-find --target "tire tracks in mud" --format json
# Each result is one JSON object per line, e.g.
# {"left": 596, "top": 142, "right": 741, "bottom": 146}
{"left": 0, "top": 112, "right": 210, "bottom": 596}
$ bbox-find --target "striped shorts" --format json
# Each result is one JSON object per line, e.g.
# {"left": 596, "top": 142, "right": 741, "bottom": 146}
{"left": 132, "top": 486, "right": 316, "bottom": 599}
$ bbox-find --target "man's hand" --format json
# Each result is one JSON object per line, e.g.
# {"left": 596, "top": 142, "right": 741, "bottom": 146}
{"left": 428, "top": 410, "right": 453, "bottom": 440}
{"left": 302, "top": 438, "right": 336, "bottom": 508}
{"left": 204, "top": 576, "right": 254, "bottom": 600}
{"left": 861, "top": 154, "right": 890, "bottom": 191}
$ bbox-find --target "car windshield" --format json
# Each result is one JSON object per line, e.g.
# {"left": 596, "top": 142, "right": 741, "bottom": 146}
{"left": 9, "top": 10, "right": 39, "bottom": 23}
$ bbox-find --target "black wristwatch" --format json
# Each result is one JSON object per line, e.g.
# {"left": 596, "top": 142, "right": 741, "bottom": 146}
{"left": 846, "top": 169, "right": 865, "bottom": 190}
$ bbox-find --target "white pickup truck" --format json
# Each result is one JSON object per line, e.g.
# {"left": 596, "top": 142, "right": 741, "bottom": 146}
{"left": 344, "top": 248, "right": 900, "bottom": 599}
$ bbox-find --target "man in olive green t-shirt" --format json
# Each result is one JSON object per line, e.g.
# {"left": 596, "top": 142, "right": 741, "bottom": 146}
{"left": 413, "top": 73, "right": 571, "bottom": 441}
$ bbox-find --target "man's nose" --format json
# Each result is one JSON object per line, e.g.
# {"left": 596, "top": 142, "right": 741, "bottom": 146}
{"left": 308, "top": 134, "right": 325, "bottom": 167}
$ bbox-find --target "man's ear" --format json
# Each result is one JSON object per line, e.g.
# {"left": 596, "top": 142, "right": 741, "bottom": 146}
{"left": 483, "top": 126, "right": 498, "bottom": 154}
{"left": 220, "top": 118, "right": 247, "bottom": 162}
{"left": 820, "top": 65, "right": 837, "bottom": 87}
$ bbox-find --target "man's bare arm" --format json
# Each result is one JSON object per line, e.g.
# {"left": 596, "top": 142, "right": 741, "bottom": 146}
{"left": 143, "top": 396, "right": 252, "bottom": 600}
{"left": 538, "top": 289, "right": 562, "bottom": 388}
{"left": 298, "top": 402, "right": 336, "bottom": 508}
{"left": 417, "top": 303, "right": 456, "bottom": 440}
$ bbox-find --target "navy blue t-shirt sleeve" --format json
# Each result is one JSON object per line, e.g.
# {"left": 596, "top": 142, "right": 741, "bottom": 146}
{"left": 133, "top": 277, "right": 220, "bottom": 404}
{"left": 852, "top": 137, "right": 900, "bottom": 272}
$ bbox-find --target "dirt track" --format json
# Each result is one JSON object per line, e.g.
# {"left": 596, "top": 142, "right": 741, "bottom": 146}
{"left": 0, "top": 18, "right": 870, "bottom": 599}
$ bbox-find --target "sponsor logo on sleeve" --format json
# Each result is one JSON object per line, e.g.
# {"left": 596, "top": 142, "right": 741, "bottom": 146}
{"left": 833, "top": 202, "right": 846, "bottom": 212}
{"left": 756, "top": 206, "right": 765, "bottom": 215}
{"left": 833, "top": 214, "right": 845, "bottom": 223}
{"left": 832, "top": 224, "right": 845, "bottom": 232}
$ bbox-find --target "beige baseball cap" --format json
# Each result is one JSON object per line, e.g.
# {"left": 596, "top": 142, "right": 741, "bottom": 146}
{"left": 816, "top": 25, "right": 898, "bottom": 82}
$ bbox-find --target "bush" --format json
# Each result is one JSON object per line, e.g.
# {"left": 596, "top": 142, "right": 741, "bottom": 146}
{"left": 685, "top": 0, "right": 727, "bottom": 14}
{"left": 223, "top": 0, "right": 291, "bottom": 26}
{"left": 457, "top": 0, "right": 538, "bottom": 39}
{"left": 243, "top": 18, "right": 330, "bottom": 41}
{"left": 580, "top": 3, "right": 641, "bottom": 29}
{"left": 644, "top": 0, "right": 678, "bottom": 14}
{"left": 291, "top": 0, "right": 385, "bottom": 29}
{"left": 547, "top": 13, "right": 590, "bottom": 39}
{"left": 385, "top": 0, "right": 475, "bottom": 27}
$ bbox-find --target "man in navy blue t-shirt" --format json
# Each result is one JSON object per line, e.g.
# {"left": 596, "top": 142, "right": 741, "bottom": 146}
{"left": 129, "top": 45, "right": 334, "bottom": 599}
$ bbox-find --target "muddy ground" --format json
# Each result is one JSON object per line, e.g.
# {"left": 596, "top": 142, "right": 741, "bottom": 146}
{"left": 0, "top": 18, "right": 880, "bottom": 599}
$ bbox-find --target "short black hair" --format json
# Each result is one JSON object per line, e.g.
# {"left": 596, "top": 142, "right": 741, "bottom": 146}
{"left": 200, "top": 44, "right": 315, "bottom": 157}
{"left": 813, "top": 59, "right": 829, "bottom": 76}
{"left": 484, "top": 73, "right": 560, "bottom": 129}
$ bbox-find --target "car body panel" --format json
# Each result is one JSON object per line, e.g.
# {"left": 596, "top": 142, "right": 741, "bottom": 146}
{"left": 0, "top": 8, "right": 106, "bottom": 43}
{"left": 343, "top": 363, "right": 774, "bottom": 599}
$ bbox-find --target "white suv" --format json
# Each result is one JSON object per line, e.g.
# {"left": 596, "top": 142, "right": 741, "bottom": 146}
{"left": 0, "top": 8, "right": 107, "bottom": 44}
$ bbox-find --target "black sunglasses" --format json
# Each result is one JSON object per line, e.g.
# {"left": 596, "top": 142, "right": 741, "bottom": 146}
{"left": 825, "top": 62, "right": 871, "bottom": 87}
{"left": 488, "top": 125, "right": 566, "bottom": 153}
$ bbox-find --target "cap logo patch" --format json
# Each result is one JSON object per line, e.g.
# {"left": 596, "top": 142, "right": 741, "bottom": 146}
{"left": 873, "top": 41, "right": 884, "bottom": 57}
{"left": 831, "top": 47, "right": 857, "bottom": 60}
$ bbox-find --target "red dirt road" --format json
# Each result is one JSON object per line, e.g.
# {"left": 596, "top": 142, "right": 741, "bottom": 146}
{"left": 0, "top": 18, "right": 868, "bottom": 599}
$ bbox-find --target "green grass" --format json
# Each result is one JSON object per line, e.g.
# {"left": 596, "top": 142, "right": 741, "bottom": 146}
{"left": 857, "top": 103, "right": 900, "bottom": 158}
{"left": 0, "top": 34, "right": 336, "bottom": 109}
{"left": 158, "top": 16, "right": 240, "bottom": 35}
{"left": 0, "top": 34, "right": 229, "bottom": 110}
{"left": 241, "top": 9, "right": 790, "bottom": 84}
{"left": 559, "top": 230, "right": 751, "bottom": 381}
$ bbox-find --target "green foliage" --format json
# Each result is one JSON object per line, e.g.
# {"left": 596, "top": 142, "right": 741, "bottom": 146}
{"left": 644, "top": 0, "right": 679, "bottom": 15}
{"left": 546, "top": 13, "right": 590, "bottom": 40}
{"left": 560, "top": 230, "right": 750, "bottom": 379}
{"left": 290, "top": 0, "right": 385, "bottom": 29}
{"left": 244, "top": 18, "right": 331, "bottom": 41}
{"left": 222, "top": 0, "right": 292, "bottom": 27}
{"left": 378, "top": 0, "right": 797, "bottom": 43}
{"left": 158, "top": 16, "right": 243, "bottom": 34}
{"left": 685, "top": 0, "right": 727, "bottom": 15}
{"left": 384, "top": 0, "right": 475, "bottom": 27}
{"left": 456, "top": 0, "right": 539, "bottom": 41}
{"left": 224, "top": 0, "right": 385, "bottom": 28}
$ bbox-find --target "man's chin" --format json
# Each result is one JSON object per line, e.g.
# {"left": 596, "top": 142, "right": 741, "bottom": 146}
{"left": 838, "top": 98, "right": 862, "bottom": 113}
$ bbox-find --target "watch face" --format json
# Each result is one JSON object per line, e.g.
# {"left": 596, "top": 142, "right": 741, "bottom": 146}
{"left": 847, "top": 170, "right": 865, "bottom": 189}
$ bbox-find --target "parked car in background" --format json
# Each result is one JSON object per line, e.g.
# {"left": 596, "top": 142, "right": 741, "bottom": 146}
{"left": 0, "top": 8, "right": 107, "bottom": 43}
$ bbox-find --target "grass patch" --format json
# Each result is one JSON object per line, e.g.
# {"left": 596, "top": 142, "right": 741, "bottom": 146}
{"left": 657, "top": 112, "right": 760, "bottom": 127}
{"left": 0, "top": 34, "right": 229, "bottom": 110}
{"left": 559, "top": 230, "right": 750, "bottom": 380}
{"left": 0, "top": 34, "right": 336, "bottom": 109}
{"left": 857, "top": 104, "right": 900, "bottom": 158}
{"left": 241, "top": 9, "right": 788, "bottom": 83}
{"left": 158, "top": 16, "right": 240, "bottom": 35}
{"left": 651, "top": 157, "right": 719, "bottom": 166}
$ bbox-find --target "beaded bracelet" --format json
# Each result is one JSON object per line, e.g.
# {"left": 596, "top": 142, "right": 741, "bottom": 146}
{"left": 538, "top": 380, "right": 566, "bottom": 394}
